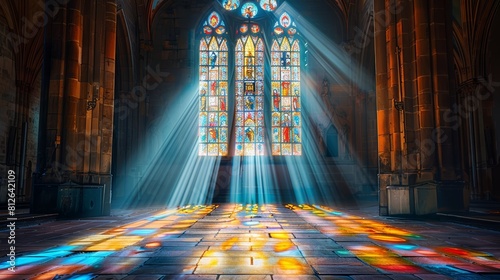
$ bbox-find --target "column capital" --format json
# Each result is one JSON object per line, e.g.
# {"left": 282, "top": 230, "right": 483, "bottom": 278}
{"left": 457, "top": 78, "right": 479, "bottom": 96}
{"left": 15, "top": 80, "right": 33, "bottom": 93}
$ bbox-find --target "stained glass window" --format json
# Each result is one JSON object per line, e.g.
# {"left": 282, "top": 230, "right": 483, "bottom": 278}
{"left": 234, "top": 24, "right": 265, "bottom": 156}
{"left": 271, "top": 13, "right": 302, "bottom": 155}
{"left": 199, "top": 7, "right": 301, "bottom": 157}
{"left": 241, "top": 2, "right": 259, "bottom": 18}
{"left": 259, "top": 0, "right": 277, "bottom": 11}
{"left": 199, "top": 12, "right": 229, "bottom": 156}
{"left": 220, "top": 0, "right": 240, "bottom": 11}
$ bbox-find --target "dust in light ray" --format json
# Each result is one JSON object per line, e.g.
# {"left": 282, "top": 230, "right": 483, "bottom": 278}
{"left": 116, "top": 3, "right": 377, "bottom": 208}
{"left": 118, "top": 84, "right": 222, "bottom": 208}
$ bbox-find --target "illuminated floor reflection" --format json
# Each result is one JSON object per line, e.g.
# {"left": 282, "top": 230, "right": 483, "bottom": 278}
{"left": 1, "top": 204, "right": 500, "bottom": 279}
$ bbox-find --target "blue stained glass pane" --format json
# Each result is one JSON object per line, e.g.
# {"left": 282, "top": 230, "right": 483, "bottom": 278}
{"left": 241, "top": 3, "right": 258, "bottom": 18}
{"left": 221, "top": 0, "right": 240, "bottom": 11}
{"left": 260, "top": 0, "right": 278, "bottom": 11}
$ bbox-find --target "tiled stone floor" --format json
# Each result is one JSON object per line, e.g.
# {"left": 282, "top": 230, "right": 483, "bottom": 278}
{"left": 1, "top": 204, "right": 500, "bottom": 279}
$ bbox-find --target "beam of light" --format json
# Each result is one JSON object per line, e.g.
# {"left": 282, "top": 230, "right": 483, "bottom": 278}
{"left": 275, "top": 3, "right": 374, "bottom": 92}
{"left": 230, "top": 155, "right": 280, "bottom": 205}
{"left": 117, "top": 83, "right": 222, "bottom": 208}
{"left": 116, "top": 2, "right": 378, "bottom": 209}
{"left": 272, "top": 3, "right": 376, "bottom": 206}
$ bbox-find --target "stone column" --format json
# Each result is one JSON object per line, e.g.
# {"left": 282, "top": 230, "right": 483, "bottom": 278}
{"left": 80, "top": 0, "right": 116, "bottom": 214}
{"left": 373, "top": 0, "right": 391, "bottom": 215}
{"left": 40, "top": 0, "right": 116, "bottom": 215}
{"left": 413, "top": 0, "right": 435, "bottom": 179}
{"left": 61, "top": 0, "right": 83, "bottom": 173}
{"left": 375, "top": 0, "right": 467, "bottom": 215}
{"left": 100, "top": 0, "right": 117, "bottom": 214}
{"left": 458, "top": 80, "right": 494, "bottom": 200}
{"left": 428, "top": 0, "right": 456, "bottom": 181}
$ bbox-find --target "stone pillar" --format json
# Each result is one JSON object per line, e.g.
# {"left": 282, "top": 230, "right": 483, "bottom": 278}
{"left": 458, "top": 80, "right": 495, "bottom": 200}
{"left": 78, "top": 0, "right": 116, "bottom": 215}
{"left": 413, "top": 0, "right": 435, "bottom": 179}
{"left": 61, "top": 0, "right": 83, "bottom": 173}
{"left": 44, "top": 1, "right": 68, "bottom": 175}
{"left": 373, "top": 0, "right": 391, "bottom": 215}
{"left": 374, "top": 0, "right": 466, "bottom": 215}
{"left": 40, "top": 0, "right": 82, "bottom": 181}
{"left": 39, "top": 0, "right": 116, "bottom": 216}
{"left": 428, "top": 0, "right": 456, "bottom": 181}
{"left": 100, "top": 0, "right": 117, "bottom": 214}
{"left": 14, "top": 81, "right": 32, "bottom": 199}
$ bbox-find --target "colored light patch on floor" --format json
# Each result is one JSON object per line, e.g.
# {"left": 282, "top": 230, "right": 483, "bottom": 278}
{"left": 242, "top": 220, "right": 260, "bottom": 226}
{"left": 378, "top": 264, "right": 429, "bottom": 273}
{"left": 296, "top": 204, "right": 422, "bottom": 239}
{"left": 147, "top": 210, "right": 177, "bottom": 220}
{"left": 127, "top": 228, "right": 157, "bottom": 236}
{"left": 85, "top": 236, "right": 144, "bottom": 251}
{"left": 469, "top": 256, "right": 500, "bottom": 266}
{"left": 61, "top": 255, "right": 105, "bottom": 267}
{"left": 65, "top": 274, "right": 95, "bottom": 280}
{"left": 369, "top": 234, "right": 406, "bottom": 243}
{"left": 276, "top": 257, "right": 310, "bottom": 272}
{"left": 198, "top": 257, "right": 251, "bottom": 266}
{"left": 69, "top": 235, "right": 114, "bottom": 245}
{"left": 123, "top": 219, "right": 152, "bottom": 228}
{"left": 381, "top": 227, "right": 419, "bottom": 238}
{"left": 291, "top": 204, "right": 500, "bottom": 272}
{"left": 139, "top": 220, "right": 174, "bottom": 228}
{"left": 274, "top": 241, "right": 295, "bottom": 252}
{"left": 3, "top": 204, "right": 500, "bottom": 279}
{"left": 392, "top": 244, "right": 417, "bottom": 250}
{"left": 170, "top": 223, "right": 196, "bottom": 229}
{"left": 0, "top": 256, "right": 53, "bottom": 269}
{"left": 360, "top": 256, "right": 428, "bottom": 273}
{"left": 406, "top": 256, "right": 468, "bottom": 265}
{"left": 27, "top": 248, "right": 76, "bottom": 258}
{"left": 389, "top": 244, "right": 440, "bottom": 257}
{"left": 31, "top": 265, "right": 87, "bottom": 280}
{"left": 345, "top": 245, "right": 397, "bottom": 257}
{"left": 102, "top": 228, "right": 127, "bottom": 234}
{"left": 144, "top": 241, "right": 162, "bottom": 248}
{"left": 438, "top": 247, "right": 491, "bottom": 257}
{"left": 270, "top": 232, "right": 293, "bottom": 239}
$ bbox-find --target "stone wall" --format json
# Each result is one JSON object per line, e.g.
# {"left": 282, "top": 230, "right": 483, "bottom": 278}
{"left": 0, "top": 23, "right": 16, "bottom": 203}
{"left": 0, "top": 21, "right": 41, "bottom": 203}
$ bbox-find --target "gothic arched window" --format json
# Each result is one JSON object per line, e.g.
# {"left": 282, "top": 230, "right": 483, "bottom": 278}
{"left": 234, "top": 23, "right": 265, "bottom": 156}
{"left": 198, "top": 6, "right": 301, "bottom": 157}
{"left": 198, "top": 12, "right": 229, "bottom": 156}
{"left": 271, "top": 13, "right": 301, "bottom": 155}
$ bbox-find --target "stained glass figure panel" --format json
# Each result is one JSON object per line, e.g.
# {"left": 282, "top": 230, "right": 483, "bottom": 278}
{"left": 272, "top": 13, "right": 301, "bottom": 156}
{"left": 241, "top": 2, "right": 258, "bottom": 18}
{"left": 235, "top": 34, "right": 265, "bottom": 156}
{"left": 199, "top": 14, "right": 229, "bottom": 156}
{"left": 221, "top": 0, "right": 240, "bottom": 11}
{"left": 260, "top": 0, "right": 278, "bottom": 11}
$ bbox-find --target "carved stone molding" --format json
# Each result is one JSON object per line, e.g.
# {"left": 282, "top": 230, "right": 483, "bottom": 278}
{"left": 457, "top": 79, "right": 479, "bottom": 96}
